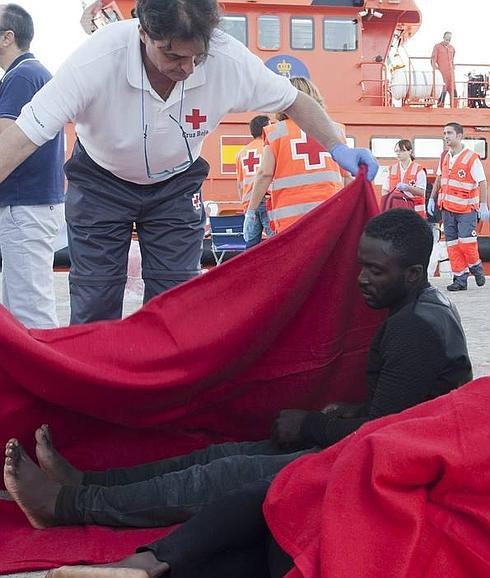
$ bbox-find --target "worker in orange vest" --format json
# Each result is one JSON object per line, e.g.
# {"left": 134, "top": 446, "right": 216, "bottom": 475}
{"left": 381, "top": 139, "right": 427, "bottom": 217}
{"left": 244, "top": 77, "right": 347, "bottom": 237}
{"left": 236, "top": 115, "right": 274, "bottom": 248}
{"left": 431, "top": 31, "right": 456, "bottom": 107}
{"left": 428, "top": 122, "right": 489, "bottom": 291}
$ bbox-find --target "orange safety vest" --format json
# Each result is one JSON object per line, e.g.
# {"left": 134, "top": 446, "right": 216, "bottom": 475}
{"left": 438, "top": 148, "right": 480, "bottom": 214}
{"left": 265, "top": 118, "right": 343, "bottom": 233}
{"left": 236, "top": 137, "right": 265, "bottom": 211}
{"left": 387, "top": 161, "right": 427, "bottom": 218}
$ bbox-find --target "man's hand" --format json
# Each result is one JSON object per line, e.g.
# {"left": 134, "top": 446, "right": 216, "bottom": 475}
{"left": 243, "top": 210, "right": 257, "bottom": 242}
{"left": 479, "top": 202, "right": 489, "bottom": 222}
{"left": 271, "top": 409, "right": 310, "bottom": 448}
{"left": 395, "top": 182, "right": 409, "bottom": 191}
{"left": 427, "top": 197, "right": 436, "bottom": 216}
{"left": 330, "top": 144, "right": 379, "bottom": 181}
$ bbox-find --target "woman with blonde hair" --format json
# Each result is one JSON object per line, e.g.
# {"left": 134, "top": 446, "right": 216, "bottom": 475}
{"left": 244, "top": 76, "right": 348, "bottom": 238}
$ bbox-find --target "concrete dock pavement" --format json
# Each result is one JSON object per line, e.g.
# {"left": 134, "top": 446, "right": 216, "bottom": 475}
{"left": 0, "top": 273, "right": 489, "bottom": 578}
{"left": 43, "top": 272, "right": 490, "bottom": 377}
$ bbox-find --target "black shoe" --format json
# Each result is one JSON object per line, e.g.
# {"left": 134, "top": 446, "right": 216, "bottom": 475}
{"left": 446, "top": 282, "right": 467, "bottom": 292}
{"left": 475, "top": 273, "right": 486, "bottom": 287}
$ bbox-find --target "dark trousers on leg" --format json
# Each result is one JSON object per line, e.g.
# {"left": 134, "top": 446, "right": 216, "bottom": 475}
{"left": 138, "top": 480, "right": 294, "bottom": 578}
{"left": 55, "top": 440, "right": 314, "bottom": 527}
{"left": 64, "top": 141, "right": 209, "bottom": 324}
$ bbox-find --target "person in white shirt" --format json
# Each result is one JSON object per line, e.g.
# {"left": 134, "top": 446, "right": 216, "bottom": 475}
{"left": 0, "top": 0, "right": 378, "bottom": 324}
{"left": 380, "top": 139, "right": 427, "bottom": 217}
{"left": 428, "top": 122, "right": 488, "bottom": 291}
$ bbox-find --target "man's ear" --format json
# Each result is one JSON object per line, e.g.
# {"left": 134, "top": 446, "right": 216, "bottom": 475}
{"left": 1, "top": 30, "right": 14, "bottom": 48}
{"left": 405, "top": 264, "right": 424, "bottom": 284}
{"left": 138, "top": 25, "right": 147, "bottom": 45}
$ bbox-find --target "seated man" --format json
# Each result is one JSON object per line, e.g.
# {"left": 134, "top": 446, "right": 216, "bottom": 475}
{"left": 4, "top": 210, "right": 472, "bottom": 534}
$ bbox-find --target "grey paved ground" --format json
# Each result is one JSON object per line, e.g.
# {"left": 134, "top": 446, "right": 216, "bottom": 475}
{"left": 1, "top": 273, "right": 489, "bottom": 577}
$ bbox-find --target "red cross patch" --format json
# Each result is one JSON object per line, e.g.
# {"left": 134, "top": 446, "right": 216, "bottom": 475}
{"left": 185, "top": 109, "right": 207, "bottom": 130}
{"left": 192, "top": 193, "right": 201, "bottom": 211}
{"left": 243, "top": 149, "right": 261, "bottom": 174}
{"left": 457, "top": 169, "right": 466, "bottom": 178}
{"left": 290, "top": 131, "right": 328, "bottom": 169}
{"left": 409, "top": 180, "right": 416, "bottom": 186}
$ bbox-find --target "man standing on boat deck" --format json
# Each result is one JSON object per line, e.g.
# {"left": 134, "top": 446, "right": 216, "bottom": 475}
{"left": 0, "top": 0, "right": 378, "bottom": 324}
{"left": 428, "top": 122, "right": 489, "bottom": 291}
{"left": 431, "top": 31, "right": 456, "bottom": 107}
{"left": 0, "top": 4, "right": 64, "bottom": 329}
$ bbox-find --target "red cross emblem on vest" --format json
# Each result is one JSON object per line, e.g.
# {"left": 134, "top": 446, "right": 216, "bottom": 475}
{"left": 192, "top": 192, "right": 201, "bottom": 211}
{"left": 243, "top": 149, "right": 261, "bottom": 174}
{"left": 185, "top": 109, "right": 207, "bottom": 130}
{"left": 457, "top": 169, "right": 466, "bottom": 179}
{"left": 409, "top": 179, "right": 416, "bottom": 186}
{"left": 290, "top": 131, "right": 328, "bottom": 169}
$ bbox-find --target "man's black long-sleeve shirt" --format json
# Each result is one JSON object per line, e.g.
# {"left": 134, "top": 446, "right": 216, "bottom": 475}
{"left": 301, "top": 286, "right": 472, "bottom": 448}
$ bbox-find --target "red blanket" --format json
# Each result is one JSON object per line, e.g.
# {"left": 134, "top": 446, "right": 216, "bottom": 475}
{"left": 0, "top": 173, "right": 383, "bottom": 572}
{"left": 265, "top": 377, "right": 490, "bottom": 578}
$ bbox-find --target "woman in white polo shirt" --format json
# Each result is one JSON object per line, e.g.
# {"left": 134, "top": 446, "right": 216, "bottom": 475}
{"left": 0, "top": 0, "right": 378, "bottom": 324}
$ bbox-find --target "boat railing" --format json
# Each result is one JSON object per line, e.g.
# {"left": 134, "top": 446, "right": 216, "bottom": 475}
{"left": 360, "top": 56, "right": 490, "bottom": 109}
{"left": 407, "top": 58, "right": 490, "bottom": 109}
{"left": 453, "top": 63, "right": 490, "bottom": 109}
{"left": 359, "top": 60, "right": 390, "bottom": 106}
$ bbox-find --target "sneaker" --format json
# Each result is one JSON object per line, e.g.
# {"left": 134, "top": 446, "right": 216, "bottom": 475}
{"left": 446, "top": 282, "right": 467, "bottom": 292}
{"left": 475, "top": 273, "right": 486, "bottom": 287}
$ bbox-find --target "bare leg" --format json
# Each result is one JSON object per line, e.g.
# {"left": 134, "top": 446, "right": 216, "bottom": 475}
{"left": 4, "top": 438, "right": 60, "bottom": 529}
{"left": 46, "top": 553, "right": 169, "bottom": 578}
{"left": 35, "top": 424, "right": 83, "bottom": 486}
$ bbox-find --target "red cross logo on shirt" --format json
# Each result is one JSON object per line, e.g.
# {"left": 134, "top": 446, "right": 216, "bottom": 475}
{"left": 192, "top": 192, "right": 201, "bottom": 211}
{"left": 290, "top": 131, "right": 328, "bottom": 169}
{"left": 243, "top": 150, "right": 261, "bottom": 174}
{"left": 185, "top": 109, "right": 207, "bottom": 130}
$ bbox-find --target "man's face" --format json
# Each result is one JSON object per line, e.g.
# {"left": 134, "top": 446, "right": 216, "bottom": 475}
{"left": 357, "top": 234, "right": 409, "bottom": 310}
{"left": 0, "top": 5, "right": 8, "bottom": 56}
{"left": 443, "top": 126, "right": 462, "bottom": 148}
{"left": 139, "top": 29, "right": 207, "bottom": 82}
{"left": 443, "top": 32, "right": 452, "bottom": 44}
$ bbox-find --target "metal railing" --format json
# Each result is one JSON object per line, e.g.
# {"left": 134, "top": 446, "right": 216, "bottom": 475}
{"left": 360, "top": 56, "right": 490, "bottom": 109}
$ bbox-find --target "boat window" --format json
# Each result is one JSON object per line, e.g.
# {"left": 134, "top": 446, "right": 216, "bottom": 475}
{"left": 291, "top": 17, "right": 314, "bottom": 50}
{"left": 220, "top": 15, "right": 248, "bottom": 46}
{"left": 370, "top": 137, "right": 403, "bottom": 158}
{"left": 346, "top": 137, "right": 355, "bottom": 148}
{"left": 323, "top": 19, "right": 358, "bottom": 52}
{"left": 413, "top": 138, "right": 487, "bottom": 160}
{"left": 258, "top": 15, "right": 281, "bottom": 50}
{"left": 462, "top": 138, "right": 487, "bottom": 160}
{"left": 413, "top": 138, "right": 444, "bottom": 159}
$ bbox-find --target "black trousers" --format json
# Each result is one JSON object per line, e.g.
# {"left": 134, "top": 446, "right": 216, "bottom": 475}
{"left": 137, "top": 480, "right": 294, "bottom": 578}
{"left": 64, "top": 141, "right": 209, "bottom": 324}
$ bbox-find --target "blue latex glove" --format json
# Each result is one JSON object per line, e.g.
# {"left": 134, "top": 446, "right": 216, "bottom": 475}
{"left": 330, "top": 143, "right": 379, "bottom": 181}
{"left": 395, "top": 182, "right": 409, "bottom": 191}
{"left": 479, "top": 202, "right": 490, "bottom": 222}
{"left": 427, "top": 197, "right": 436, "bottom": 216}
{"left": 243, "top": 210, "right": 257, "bottom": 243}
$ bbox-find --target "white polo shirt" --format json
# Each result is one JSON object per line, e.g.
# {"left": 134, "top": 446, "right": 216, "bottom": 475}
{"left": 16, "top": 20, "right": 298, "bottom": 185}
{"left": 381, "top": 162, "right": 427, "bottom": 192}
{"left": 436, "top": 148, "right": 486, "bottom": 183}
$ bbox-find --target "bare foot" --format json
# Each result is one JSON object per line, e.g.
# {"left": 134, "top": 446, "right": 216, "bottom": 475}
{"left": 35, "top": 424, "right": 83, "bottom": 486}
{"left": 4, "top": 438, "right": 61, "bottom": 529}
{"left": 46, "top": 553, "right": 170, "bottom": 578}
